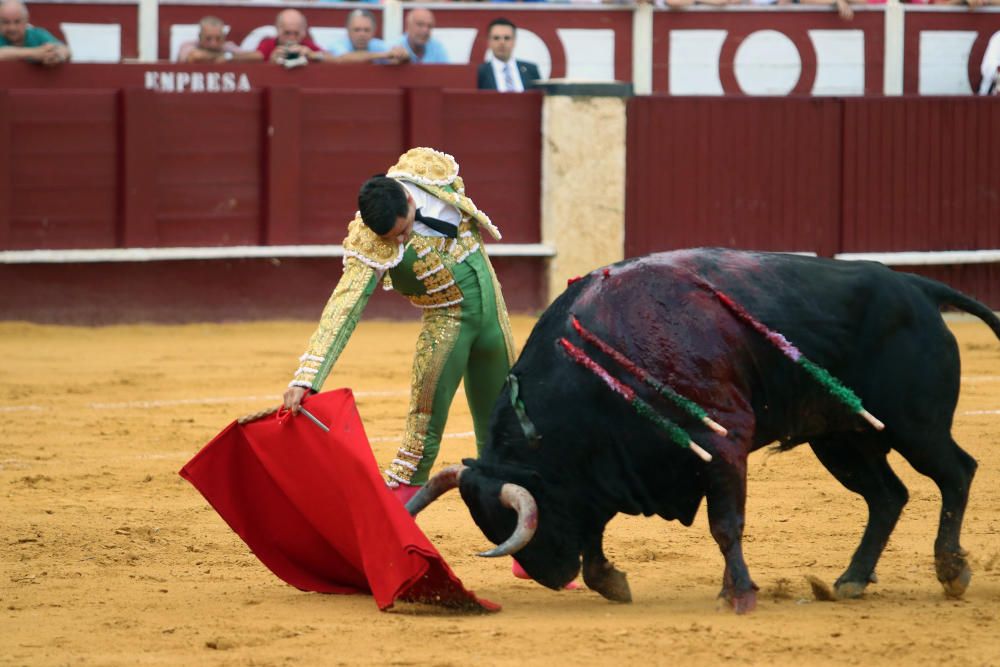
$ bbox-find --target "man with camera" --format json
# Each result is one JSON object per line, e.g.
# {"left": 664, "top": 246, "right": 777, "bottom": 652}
{"left": 256, "top": 9, "right": 332, "bottom": 67}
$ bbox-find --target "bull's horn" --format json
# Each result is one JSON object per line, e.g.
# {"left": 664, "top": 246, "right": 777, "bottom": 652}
{"left": 478, "top": 483, "right": 538, "bottom": 558}
{"left": 404, "top": 464, "right": 466, "bottom": 517}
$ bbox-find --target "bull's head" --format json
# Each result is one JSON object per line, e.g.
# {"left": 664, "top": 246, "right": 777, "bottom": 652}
{"left": 406, "top": 462, "right": 582, "bottom": 591}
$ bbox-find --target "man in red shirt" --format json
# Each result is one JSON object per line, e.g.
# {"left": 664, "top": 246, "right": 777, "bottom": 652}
{"left": 257, "top": 9, "right": 331, "bottom": 65}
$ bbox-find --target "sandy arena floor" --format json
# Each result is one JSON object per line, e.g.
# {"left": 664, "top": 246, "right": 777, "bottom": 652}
{"left": 2, "top": 316, "right": 999, "bottom": 666}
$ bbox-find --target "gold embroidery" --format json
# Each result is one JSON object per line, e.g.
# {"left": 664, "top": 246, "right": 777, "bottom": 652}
{"left": 387, "top": 146, "right": 501, "bottom": 240}
{"left": 412, "top": 250, "right": 445, "bottom": 281}
{"left": 342, "top": 216, "right": 404, "bottom": 270}
{"left": 402, "top": 230, "right": 485, "bottom": 308}
{"left": 384, "top": 305, "right": 463, "bottom": 485}
{"left": 423, "top": 268, "right": 454, "bottom": 292}
{"left": 292, "top": 259, "right": 378, "bottom": 389}
{"left": 386, "top": 147, "right": 459, "bottom": 187}
{"left": 408, "top": 284, "right": 464, "bottom": 308}
{"left": 447, "top": 220, "right": 479, "bottom": 263}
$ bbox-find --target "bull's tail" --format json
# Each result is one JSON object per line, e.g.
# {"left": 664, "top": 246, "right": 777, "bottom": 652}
{"left": 907, "top": 273, "right": 1000, "bottom": 341}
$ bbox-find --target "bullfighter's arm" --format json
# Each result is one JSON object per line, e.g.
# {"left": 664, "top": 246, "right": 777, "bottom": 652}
{"left": 288, "top": 258, "right": 380, "bottom": 394}
{"left": 287, "top": 216, "right": 406, "bottom": 400}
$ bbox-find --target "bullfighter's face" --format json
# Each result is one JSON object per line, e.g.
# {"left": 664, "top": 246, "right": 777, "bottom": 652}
{"left": 378, "top": 193, "right": 415, "bottom": 246}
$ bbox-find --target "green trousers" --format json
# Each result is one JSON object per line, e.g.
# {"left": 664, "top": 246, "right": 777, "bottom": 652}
{"left": 384, "top": 251, "right": 513, "bottom": 486}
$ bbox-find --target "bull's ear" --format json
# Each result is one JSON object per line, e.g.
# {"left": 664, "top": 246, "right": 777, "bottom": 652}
{"left": 460, "top": 457, "right": 481, "bottom": 469}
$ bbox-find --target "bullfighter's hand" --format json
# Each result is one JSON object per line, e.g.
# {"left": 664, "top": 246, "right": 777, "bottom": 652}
{"left": 283, "top": 385, "right": 308, "bottom": 413}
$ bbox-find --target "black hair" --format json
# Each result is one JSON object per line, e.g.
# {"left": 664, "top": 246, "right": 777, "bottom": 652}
{"left": 487, "top": 17, "right": 516, "bottom": 35}
{"left": 358, "top": 176, "right": 408, "bottom": 236}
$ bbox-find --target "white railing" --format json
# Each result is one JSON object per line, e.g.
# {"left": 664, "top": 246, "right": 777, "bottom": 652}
{"left": 0, "top": 244, "right": 557, "bottom": 264}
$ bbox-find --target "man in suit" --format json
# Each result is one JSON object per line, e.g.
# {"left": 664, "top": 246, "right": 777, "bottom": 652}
{"left": 476, "top": 18, "right": 541, "bottom": 92}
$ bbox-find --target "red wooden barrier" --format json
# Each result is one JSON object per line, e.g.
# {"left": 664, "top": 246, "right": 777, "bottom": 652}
{"left": 626, "top": 96, "right": 843, "bottom": 257}
{"left": 0, "top": 62, "right": 476, "bottom": 91}
{"left": 0, "top": 92, "right": 10, "bottom": 250}
{"left": 626, "top": 95, "right": 1000, "bottom": 307}
{"left": 6, "top": 90, "right": 119, "bottom": 249}
{"left": 438, "top": 91, "right": 544, "bottom": 245}
{"left": 0, "top": 80, "right": 542, "bottom": 252}
{"left": 842, "top": 97, "right": 1000, "bottom": 254}
{"left": 0, "top": 80, "right": 545, "bottom": 323}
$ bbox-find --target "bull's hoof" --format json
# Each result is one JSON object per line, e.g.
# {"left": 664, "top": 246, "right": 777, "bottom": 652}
{"left": 720, "top": 589, "right": 757, "bottom": 614}
{"left": 583, "top": 562, "right": 632, "bottom": 603}
{"left": 940, "top": 564, "right": 972, "bottom": 599}
{"left": 833, "top": 580, "right": 868, "bottom": 600}
{"left": 936, "top": 551, "right": 971, "bottom": 598}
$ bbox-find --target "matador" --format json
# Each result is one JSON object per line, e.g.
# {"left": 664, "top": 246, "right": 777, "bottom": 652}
{"left": 282, "top": 147, "right": 516, "bottom": 504}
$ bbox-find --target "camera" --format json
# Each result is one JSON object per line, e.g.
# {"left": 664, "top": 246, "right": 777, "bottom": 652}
{"left": 281, "top": 45, "right": 308, "bottom": 69}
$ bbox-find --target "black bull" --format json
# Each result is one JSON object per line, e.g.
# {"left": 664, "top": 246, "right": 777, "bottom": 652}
{"left": 407, "top": 249, "right": 1000, "bottom": 612}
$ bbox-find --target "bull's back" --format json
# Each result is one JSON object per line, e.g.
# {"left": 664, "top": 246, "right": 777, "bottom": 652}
{"left": 526, "top": 248, "right": 967, "bottom": 440}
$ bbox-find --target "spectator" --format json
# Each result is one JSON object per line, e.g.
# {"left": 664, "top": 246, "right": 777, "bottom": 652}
{"left": 257, "top": 9, "right": 332, "bottom": 66}
{"left": 329, "top": 9, "right": 408, "bottom": 64}
{"left": 0, "top": 0, "right": 70, "bottom": 66}
{"left": 477, "top": 18, "right": 540, "bottom": 92}
{"left": 798, "top": 0, "right": 856, "bottom": 21}
{"left": 980, "top": 30, "right": 1000, "bottom": 95}
{"left": 176, "top": 16, "right": 262, "bottom": 64}
{"left": 394, "top": 8, "right": 448, "bottom": 64}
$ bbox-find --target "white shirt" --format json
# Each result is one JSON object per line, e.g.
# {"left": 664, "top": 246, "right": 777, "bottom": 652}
{"left": 398, "top": 180, "right": 460, "bottom": 237}
{"left": 490, "top": 57, "right": 524, "bottom": 93}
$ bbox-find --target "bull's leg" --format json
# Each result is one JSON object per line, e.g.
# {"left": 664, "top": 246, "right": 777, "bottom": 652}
{"left": 706, "top": 459, "right": 758, "bottom": 614}
{"left": 896, "top": 438, "right": 977, "bottom": 597}
{"left": 809, "top": 437, "right": 908, "bottom": 599}
{"left": 581, "top": 527, "right": 631, "bottom": 603}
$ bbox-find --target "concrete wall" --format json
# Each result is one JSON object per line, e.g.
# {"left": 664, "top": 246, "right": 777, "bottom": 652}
{"left": 541, "top": 93, "right": 627, "bottom": 304}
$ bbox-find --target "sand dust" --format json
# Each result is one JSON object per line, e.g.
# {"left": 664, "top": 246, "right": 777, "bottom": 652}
{"left": 2, "top": 317, "right": 999, "bottom": 666}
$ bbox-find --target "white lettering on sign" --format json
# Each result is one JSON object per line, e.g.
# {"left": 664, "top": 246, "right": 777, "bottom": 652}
{"left": 143, "top": 72, "right": 252, "bottom": 93}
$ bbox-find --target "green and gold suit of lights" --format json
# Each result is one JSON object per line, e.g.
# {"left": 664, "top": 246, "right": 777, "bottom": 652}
{"left": 290, "top": 148, "right": 516, "bottom": 486}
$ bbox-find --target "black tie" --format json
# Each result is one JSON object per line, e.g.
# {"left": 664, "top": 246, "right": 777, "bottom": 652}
{"left": 414, "top": 208, "right": 457, "bottom": 238}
